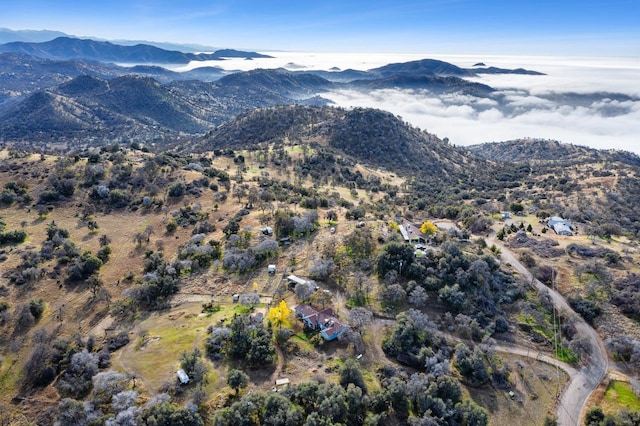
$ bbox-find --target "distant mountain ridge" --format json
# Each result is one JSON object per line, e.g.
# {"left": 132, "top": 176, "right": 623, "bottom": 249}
{"left": 0, "top": 27, "right": 220, "bottom": 52}
{"left": 0, "top": 66, "right": 509, "bottom": 143}
{"left": 0, "top": 28, "right": 69, "bottom": 44}
{"left": 347, "top": 74, "right": 494, "bottom": 96}
{"left": 368, "top": 58, "right": 544, "bottom": 77}
{"left": 469, "top": 139, "right": 640, "bottom": 167}
{"left": 0, "top": 37, "right": 271, "bottom": 64}
{"left": 0, "top": 69, "right": 337, "bottom": 142}
{"left": 0, "top": 74, "right": 216, "bottom": 139}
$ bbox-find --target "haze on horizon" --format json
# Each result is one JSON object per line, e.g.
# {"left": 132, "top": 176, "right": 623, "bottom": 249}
{"left": 1, "top": 0, "right": 639, "bottom": 57}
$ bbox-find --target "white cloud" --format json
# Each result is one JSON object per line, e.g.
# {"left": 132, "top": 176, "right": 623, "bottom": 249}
{"left": 173, "top": 51, "right": 640, "bottom": 154}
{"left": 321, "top": 87, "right": 640, "bottom": 155}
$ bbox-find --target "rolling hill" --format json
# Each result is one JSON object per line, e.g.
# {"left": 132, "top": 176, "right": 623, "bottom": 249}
{"left": 469, "top": 138, "right": 640, "bottom": 167}
{"left": 0, "top": 75, "right": 215, "bottom": 139}
{"left": 193, "top": 104, "right": 487, "bottom": 180}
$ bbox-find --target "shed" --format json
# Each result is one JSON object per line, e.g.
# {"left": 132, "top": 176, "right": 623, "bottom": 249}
{"left": 177, "top": 369, "right": 189, "bottom": 384}
{"left": 548, "top": 216, "right": 573, "bottom": 236}
{"left": 275, "top": 378, "right": 290, "bottom": 388}
{"left": 287, "top": 275, "right": 307, "bottom": 287}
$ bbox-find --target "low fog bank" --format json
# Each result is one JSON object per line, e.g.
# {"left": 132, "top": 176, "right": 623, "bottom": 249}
{"left": 321, "top": 87, "right": 640, "bottom": 154}
{"left": 178, "top": 52, "right": 640, "bottom": 154}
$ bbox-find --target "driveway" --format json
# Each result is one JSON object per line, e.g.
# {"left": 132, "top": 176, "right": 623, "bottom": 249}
{"left": 488, "top": 236, "right": 608, "bottom": 426}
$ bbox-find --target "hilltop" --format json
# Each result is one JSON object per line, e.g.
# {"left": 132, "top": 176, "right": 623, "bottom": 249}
{"left": 469, "top": 138, "right": 640, "bottom": 167}
{"left": 194, "top": 105, "right": 477, "bottom": 175}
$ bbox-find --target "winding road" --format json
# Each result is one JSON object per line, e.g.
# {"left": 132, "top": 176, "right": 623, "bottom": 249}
{"left": 489, "top": 236, "right": 608, "bottom": 426}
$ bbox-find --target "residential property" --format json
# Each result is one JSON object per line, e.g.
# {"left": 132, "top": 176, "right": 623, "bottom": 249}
{"left": 294, "top": 303, "right": 319, "bottom": 325}
{"left": 548, "top": 216, "right": 573, "bottom": 236}
{"left": 294, "top": 303, "right": 348, "bottom": 341}
{"left": 398, "top": 219, "right": 427, "bottom": 243}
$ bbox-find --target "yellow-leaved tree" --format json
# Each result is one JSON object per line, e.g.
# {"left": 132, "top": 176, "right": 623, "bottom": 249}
{"left": 420, "top": 221, "right": 437, "bottom": 236}
{"left": 267, "top": 300, "right": 292, "bottom": 330}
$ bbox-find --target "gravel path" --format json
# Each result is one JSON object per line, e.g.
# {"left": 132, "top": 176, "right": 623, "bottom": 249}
{"left": 488, "top": 236, "right": 608, "bottom": 426}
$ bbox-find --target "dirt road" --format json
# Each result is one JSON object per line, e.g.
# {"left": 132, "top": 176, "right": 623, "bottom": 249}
{"left": 488, "top": 237, "right": 608, "bottom": 426}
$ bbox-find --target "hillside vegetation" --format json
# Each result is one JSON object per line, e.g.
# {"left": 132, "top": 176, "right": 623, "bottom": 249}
{"left": 0, "top": 106, "right": 639, "bottom": 425}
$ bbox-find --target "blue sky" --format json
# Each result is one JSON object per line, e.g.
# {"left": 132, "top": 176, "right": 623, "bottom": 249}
{"left": 2, "top": 0, "right": 639, "bottom": 55}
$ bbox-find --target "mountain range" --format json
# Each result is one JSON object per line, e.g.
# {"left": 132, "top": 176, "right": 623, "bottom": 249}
{"left": 0, "top": 35, "right": 636, "bottom": 152}
{"left": 0, "top": 37, "right": 271, "bottom": 64}
{"left": 0, "top": 27, "right": 219, "bottom": 52}
{"left": 0, "top": 52, "right": 511, "bottom": 144}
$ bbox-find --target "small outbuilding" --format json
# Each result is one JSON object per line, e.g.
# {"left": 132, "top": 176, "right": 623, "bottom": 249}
{"left": 275, "top": 378, "right": 290, "bottom": 389}
{"left": 177, "top": 369, "right": 189, "bottom": 385}
{"left": 548, "top": 216, "right": 573, "bottom": 236}
{"left": 287, "top": 275, "right": 307, "bottom": 289}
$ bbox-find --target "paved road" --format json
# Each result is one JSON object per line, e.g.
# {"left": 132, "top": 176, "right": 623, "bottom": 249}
{"left": 488, "top": 237, "right": 608, "bottom": 426}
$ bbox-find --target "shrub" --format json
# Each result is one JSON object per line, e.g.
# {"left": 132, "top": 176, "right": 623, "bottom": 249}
{"left": 29, "top": 298, "right": 45, "bottom": 320}
{"left": 0, "top": 229, "right": 27, "bottom": 245}
{"left": 168, "top": 182, "right": 186, "bottom": 198}
{"left": 568, "top": 296, "right": 601, "bottom": 324}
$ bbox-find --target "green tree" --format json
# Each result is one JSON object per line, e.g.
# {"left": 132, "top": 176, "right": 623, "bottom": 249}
{"left": 509, "top": 202, "right": 524, "bottom": 213}
{"left": 376, "top": 243, "right": 414, "bottom": 279}
{"left": 246, "top": 326, "right": 275, "bottom": 367}
{"left": 585, "top": 407, "right": 605, "bottom": 426}
{"left": 179, "top": 348, "right": 209, "bottom": 384}
{"left": 138, "top": 401, "right": 203, "bottom": 425}
{"left": 229, "top": 315, "right": 252, "bottom": 360}
{"left": 227, "top": 369, "right": 249, "bottom": 396}
{"left": 339, "top": 359, "right": 367, "bottom": 392}
{"left": 453, "top": 343, "right": 489, "bottom": 386}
